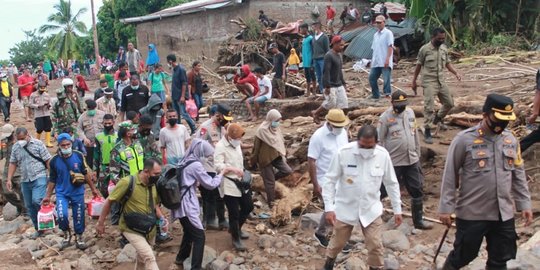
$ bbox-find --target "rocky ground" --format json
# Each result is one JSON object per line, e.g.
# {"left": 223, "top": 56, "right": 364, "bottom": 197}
{"left": 0, "top": 51, "right": 540, "bottom": 270}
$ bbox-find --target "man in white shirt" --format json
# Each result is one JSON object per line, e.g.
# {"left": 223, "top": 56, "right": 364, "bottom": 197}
{"left": 322, "top": 125, "right": 402, "bottom": 270}
{"left": 160, "top": 109, "right": 190, "bottom": 165}
{"left": 245, "top": 67, "right": 272, "bottom": 121}
{"left": 369, "top": 15, "right": 394, "bottom": 99}
{"left": 115, "top": 71, "right": 130, "bottom": 109}
{"left": 308, "top": 109, "right": 351, "bottom": 251}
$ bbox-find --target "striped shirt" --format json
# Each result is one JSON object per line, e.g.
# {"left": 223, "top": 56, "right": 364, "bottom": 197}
{"left": 10, "top": 139, "right": 51, "bottom": 182}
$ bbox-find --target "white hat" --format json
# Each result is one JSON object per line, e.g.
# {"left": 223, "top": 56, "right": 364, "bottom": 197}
{"left": 0, "top": 124, "right": 15, "bottom": 140}
{"left": 61, "top": 78, "right": 74, "bottom": 86}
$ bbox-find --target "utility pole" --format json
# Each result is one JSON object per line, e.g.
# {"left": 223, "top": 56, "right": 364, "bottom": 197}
{"left": 91, "top": 0, "right": 101, "bottom": 76}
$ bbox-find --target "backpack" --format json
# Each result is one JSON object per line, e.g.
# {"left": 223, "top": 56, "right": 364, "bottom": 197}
{"left": 156, "top": 160, "right": 196, "bottom": 210}
{"left": 110, "top": 175, "right": 135, "bottom": 225}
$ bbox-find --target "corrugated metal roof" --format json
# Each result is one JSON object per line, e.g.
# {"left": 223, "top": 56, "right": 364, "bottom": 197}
{"left": 340, "top": 25, "right": 369, "bottom": 42}
{"left": 388, "top": 25, "right": 415, "bottom": 39}
{"left": 344, "top": 26, "right": 378, "bottom": 60}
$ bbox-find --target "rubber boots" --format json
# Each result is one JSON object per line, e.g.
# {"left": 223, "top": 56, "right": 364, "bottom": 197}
{"left": 424, "top": 128, "right": 433, "bottom": 144}
{"left": 230, "top": 221, "right": 247, "bottom": 251}
{"left": 411, "top": 197, "right": 433, "bottom": 230}
{"left": 35, "top": 132, "right": 42, "bottom": 140}
{"left": 45, "top": 132, "right": 53, "bottom": 148}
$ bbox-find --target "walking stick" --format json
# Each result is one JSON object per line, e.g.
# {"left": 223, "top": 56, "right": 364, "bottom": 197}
{"left": 433, "top": 227, "right": 450, "bottom": 265}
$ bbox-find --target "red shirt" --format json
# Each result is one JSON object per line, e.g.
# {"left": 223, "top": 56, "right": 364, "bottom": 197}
{"left": 114, "top": 69, "right": 131, "bottom": 80}
{"left": 17, "top": 74, "right": 34, "bottom": 97}
{"left": 326, "top": 7, "right": 336, "bottom": 20}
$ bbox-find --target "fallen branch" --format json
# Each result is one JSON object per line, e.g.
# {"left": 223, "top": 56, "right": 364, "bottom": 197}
{"left": 39, "top": 238, "right": 61, "bottom": 256}
{"left": 348, "top": 106, "right": 424, "bottom": 120}
{"left": 383, "top": 208, "right": 455, "bottom": 227}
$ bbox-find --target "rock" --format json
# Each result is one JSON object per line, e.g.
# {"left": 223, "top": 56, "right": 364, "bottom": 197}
{"left": 2, "top": 203, "right": 19, "bottom": 221}
{"left": 77, "top": 254, "right": 93, "bottom": 270}
{"left": 116, "top": 244, "right": 137, "bottom": 263}
{"left": 229, "top": 264, "right": 241, "bottom": 270}
{"left": 382, "top": 230, "right": 410, "bottom": 251}
{"left": 301, "top": 212, "right": 322, "bottom": 229}
{"left": 0, "top": 242, "right": 19, "bottom": 252}
{"left": 183, "top": 246, "right": 217, "bottom": 270}
{"left": 521, "top": 230, "right": 540, "bottom": 250}
{"left": 0, "top": 217, "right": 25, "bottom": 235}
{"left": 257, "top": 235, "right": 275, "bottom": 249}
{"left": 507, "top": 249, "right": 540, "bottom": 269}
{"left": 19, "top": 239, "right": 40, "bottom": 252}
{"left": 384, "top": 255, "right": 400, "bottom": 270}
{"left": 218, "top": 250, "right": 236, "bottom": 263}
{"left": 344, "top": 256, "right": 367, "bottom": 270}
{"left": 94, "top": 249, "right": 105, "bottom": 259}
{"left": 277, "top": 251, "right": 290, "bottom": 257}
{"left": 208, "top": 259, "right": 228, "bottom": 270}
{"left": 251, "top": 254, "right": 268, "bottom": 264}
{"left": 232, "top": 257, "right": 245, "bottom": 265}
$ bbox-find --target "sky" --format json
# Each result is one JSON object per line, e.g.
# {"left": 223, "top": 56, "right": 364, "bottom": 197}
{"left": 0, "top": 0, "right": 104, "bottom": 60}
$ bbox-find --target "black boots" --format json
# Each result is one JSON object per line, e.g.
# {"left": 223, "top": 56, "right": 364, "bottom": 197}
{"left": 322, "top": 257, "right": 335, "bottom": 270}
{"left": 230, "top": 222, "right": 247, "bottom": 251}
{"left": 424, "top": 128, "right": 433, "bottom": 144}
{"left": 411, "top": 197, "right": 433, "bottom": 230}
{"left": 442, "top": 257, "right": 458, "bottom": 270}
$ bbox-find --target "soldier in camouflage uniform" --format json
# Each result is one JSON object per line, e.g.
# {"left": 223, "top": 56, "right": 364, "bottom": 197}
{"left": 135, "top": 114, "right": 162, "bottom": 160}
{"left": 0, "top": 124, "right": 26, "bottom": 216}
{"left": 61, "top": 78, "right": 85, "bottom": 114}
{"left": 52, "top": 89, "right": 80, "bottom": 137}
{"left": 108, "top": 122, "right": 144, "bottom": 181}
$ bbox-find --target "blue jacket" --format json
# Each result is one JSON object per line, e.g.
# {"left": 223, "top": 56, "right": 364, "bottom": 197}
{"left": 171, "top": 64, "right": 189, "bottom": 100}
{"left": 49, "top": 151, "right": 88, "bottom": 196}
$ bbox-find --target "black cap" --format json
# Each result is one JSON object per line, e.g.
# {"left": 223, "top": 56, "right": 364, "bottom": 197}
{"left": 391, "top": 90, "right": 408, "bottom": 105}
{"left": 99, "top": 79, "right": 108, "bottom": 84}
{"left": 482, "top": 93, "right": 516, "bottom": 121}
{"left": 216, "top": 104, "right": 233, "bottom": 121}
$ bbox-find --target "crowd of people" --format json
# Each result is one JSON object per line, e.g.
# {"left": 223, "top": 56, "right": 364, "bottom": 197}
{"left": 0, "top": 4, "right": 538, "bottom": 270}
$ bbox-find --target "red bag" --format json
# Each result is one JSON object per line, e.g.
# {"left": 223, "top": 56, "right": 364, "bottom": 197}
{"left": 38, "top": 204, "right": 56, "bottom": 231}
{"left": 186, "top": 98, "right": 198, "bottom": 119}
{"left": 87, "top": 196, "right": 105, "bottom": 217}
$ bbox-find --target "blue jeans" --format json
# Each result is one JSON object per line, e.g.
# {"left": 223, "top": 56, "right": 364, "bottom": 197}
{"left": 153, "top": 91, "right": 165, "bottom": 102}
{"left": 57, "top": 193, "right": 86, "bottom": 234}
{"left": 313, "top": 58, "right": 325, "bottom": 93}
{"left": 193, "top": 93, "right": 204, "bottom": 109}
{"left": 21, "top": 176, "right": 47, "bottom": 230}
{"left": 173, "top": 100, "right": 196, "bottom": 134}
{"left": 369, "top": 67, "right": 392, "bottom": 98}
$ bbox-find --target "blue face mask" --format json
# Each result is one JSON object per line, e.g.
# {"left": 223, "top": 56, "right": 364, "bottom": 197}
{"left": 271, "top": 121, "right": 280, "bottom": 128}
{"left": 60, "top": 147, "right": 72, "bottom": 156}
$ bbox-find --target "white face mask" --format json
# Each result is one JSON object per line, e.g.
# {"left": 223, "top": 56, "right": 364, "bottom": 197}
{"left": 17, "top": 140, "right": 28, "bottom": 147}
{"left": 131, "top": 85, "right": 139, "bottom": 90}
{"left": 331, "top": 127, "right": 344, "bottom": 136}
{"left": 230, "top": 138, "right": 241, "bottom": 148}
{"left": 358, "top": 148, "right": 375, "bottom": 159}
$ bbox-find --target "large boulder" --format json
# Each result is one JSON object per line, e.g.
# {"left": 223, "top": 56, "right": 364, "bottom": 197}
{"left": 116, "top": 243, "right": 137, "bottom": 263}
{"left": 382, "top": 230, "right": 410, "bottom": 251}
{"left": 182, "top": 246, "right": 217, "bottom": 270}
{"left": 2, "top": 203, "right": 19, "bottom": 221}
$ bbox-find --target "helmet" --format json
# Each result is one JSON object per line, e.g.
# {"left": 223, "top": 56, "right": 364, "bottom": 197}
{"left": 61, "top": 78, "right": 74, "bottom": 87}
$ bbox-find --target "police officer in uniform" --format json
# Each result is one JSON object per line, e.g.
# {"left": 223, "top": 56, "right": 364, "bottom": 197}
{"left": 195, "top": 103, "right": 233, "bottom": 230}
{"left": 109, "top": 122, "right": 144, "bottom": 180}
{"left": 438, "top": 94, "right": 533, "bottom": 270}
{"left": 378, "top": 90, "right": 432, "bottom": 230}
{"left": 411, "top": 28, "right": 462, "bottom": 144}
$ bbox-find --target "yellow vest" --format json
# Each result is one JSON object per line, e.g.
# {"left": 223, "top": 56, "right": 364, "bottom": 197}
{"left": 1, "top": 81, "right": 10, "bottom": 97}
{"left": 119, "top": 143, "right": 144, "bottom": 175}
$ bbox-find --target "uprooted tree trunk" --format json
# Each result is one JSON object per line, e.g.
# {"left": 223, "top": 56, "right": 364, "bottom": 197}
{"left": 252, "top": 172, "right": 313, "bottom": 226}
{"left": 347, "top": 106, "right": 425, "bottom": 120}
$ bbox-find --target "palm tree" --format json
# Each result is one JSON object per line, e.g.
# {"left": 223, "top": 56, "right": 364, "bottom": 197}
{"left": 39, "top": 0, "right": 88, "bottom": 60}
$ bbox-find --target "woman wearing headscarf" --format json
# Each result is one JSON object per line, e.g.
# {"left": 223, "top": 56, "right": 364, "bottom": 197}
{"left": 146, "top": 44, "right": 160, "bottom": 73}
{"left": 172, "top": 139, "right": 238, "bottom": 269}
{"left": 75, "top": 75, "right": 89, "bottom": 97}
{"left": 287, "top": 48, "right": 300, "bottom": 73}
{"left": 116, "top": 46, "right": 126, "bottom": 65}
{"left": 250, "top": 109, "right": 293, "bottom": 207}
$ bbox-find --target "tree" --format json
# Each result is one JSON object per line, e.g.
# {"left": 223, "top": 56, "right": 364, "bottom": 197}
{"left": 8, "top": 30, "right": 47, "bottom": 67}
{"left": 91, "top": 0, "right": 101, "bottom": 75}
{"left": 39, "top": 0, "right": 88, "bottom": 60}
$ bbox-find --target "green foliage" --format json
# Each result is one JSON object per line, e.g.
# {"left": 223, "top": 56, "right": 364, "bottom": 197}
{"left": 243, "top": 18, "right": 263, "bottom": 41}
{"left": 97, "top": 0, "right": 194, "bottom": 60}
{"left": 8, "top": 30, "right": 47, "bottom": 67}
{"left": 39, "top": 0, "right": 88, "bottom": 60}
{"left": 0, "top": 60, "right": 10, "bottom": 67}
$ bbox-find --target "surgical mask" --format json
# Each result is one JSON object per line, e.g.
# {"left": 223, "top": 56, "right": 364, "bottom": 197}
{"left": 271, "top": 121, "right": 280, "bottom": 128}
{"left": 393, "top": 105, "right": 406, "bottom": 114}
{"left": 148, "top": 175, "right": 160, "bottom": 185}
{"left": 60, "top": 147, "right": 72, "bottom": 156}
{"left": 230, "top": 138, "right": 241, "bottom": 148}
{"left": 87, "top": 110, "right": 96, "bottom": 116}
{"left": 17, "top": 140, "right": 28, "bottom": 147}
{"left": 104, "top": 125, "right": 114, "bottom": 132}
{"left": 101, "top": 87, "right": 108, "bottom": 91}
{"left": 486, "top": 117, "right": 509, "bottom": 135}
{"left": 358, "top": 148, "right": 375, "bottom": 159}
{"left": 131, "top": 85, "right": 139, "bottom": 90}
{"left": 1, "top": 78, "right": 7, "bottom": 81}
{"left": 331, "top": 126, "right": 344, "bottom": 136}
{"left": 167, "top": 63, "right": 172, "bottom": 69}
{"left": 168, "top": 119, "right": 177, "bottom": 126}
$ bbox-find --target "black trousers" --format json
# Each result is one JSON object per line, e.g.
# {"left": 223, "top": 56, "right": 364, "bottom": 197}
{"left": 85, "top": 146, "right": 94, "bottom": 172}
{"left": 177, "top": 217, "right": 205, "bottom": 270}
{"left": 446, "top": 218, "right": 517, "bottom": 269}
{"left": 224, "top": 191, "right": 254, "bottom": 237}
{"left": 520, "top": 127, "right": 540, "bottom": 153}
{"left": 380, "top": 162, "right": 424, "bottom": 199}
{"left": 34, "top": 116, "right": 52, "bottom": 133}
{"left": 199, "top": 186, "right": 226, "bottom": 223}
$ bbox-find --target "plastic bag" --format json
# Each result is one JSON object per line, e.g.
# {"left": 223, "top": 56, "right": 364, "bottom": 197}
{"left": 87, "top": 196, "right": 105, "bottom": 217}
{"left": 108, "top": 180, "right": 116, "bottom": 195}
{"left": 186, "top": 98, "right": 198, "bottom": 119}
{"left": 37, "top": 204, "right": 56, "bottom": 231}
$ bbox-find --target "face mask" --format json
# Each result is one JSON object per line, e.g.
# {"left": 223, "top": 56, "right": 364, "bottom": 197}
{"left": 230, "top": 138, "right": 241, "bottom": 148}
{"left": 271, "top": 121, "right": 280, "bottom": 128}
{"left": 87, "top": 110, "right": 96, "bottom": 116}
{"left": 167, "top": 63, "right": 172, "bottom": 69}
{"left": 17, "top": 140, "right": 28, "bottom": 147}
{"left": 140, "top": 129, "right": 151, "bottom": 136}
{"left": 486, "top": 117, "right": 509, "bottom": 134}
{"left": 331, "top": 126, "right": 344, "bottom": 136}
{"left": 132, "top": 85, "right": 139, "bottom": 90}
{"left": 168, "top": 119, "right": 177, "bottom": 126}
{"left": 148, "top": 175, "right": 160, "bottom": 185}
{"left": 101, "top": 87, "right": 108, "bottom": 91}
{"left": 433, "top": 40, "right": 444, "bottom": 47}
{"left": 60, "top": 147, "right": 72, "bottom": 156}
{"left": 358, "top": 148, "right": 375, "bottom": 159}
{"left": 393, "top": 105, "right": 406, "bottom": 114}
{"left": 1, "top": 78, "right": 6, "bottom": 81}
{"left": 219, "top": 119, "right": 229, "bottom": 127}
{"left": 104, "top": 125, "right": 114, "bottom": 132}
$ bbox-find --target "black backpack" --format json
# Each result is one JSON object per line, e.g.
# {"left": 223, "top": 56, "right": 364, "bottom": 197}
{"left": 110, "top": 176, "right": 135, "bottom": 225}
{"left": 156, "top": 161, "right": 196, "bottom": 210}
